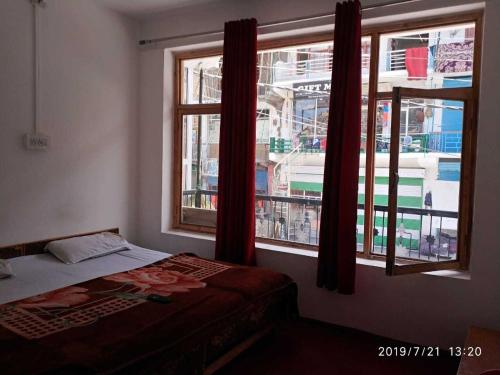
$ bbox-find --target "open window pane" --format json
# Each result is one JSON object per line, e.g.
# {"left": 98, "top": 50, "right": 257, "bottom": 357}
{"left": 181, "top": 56, "right": 222, "bottom": 104}
{"left": 181, "top": 114, "right": 220, "bottom": 226}
{"left": 254, "top": 38, "right": 371, "bottom": 247}
{"left": 385, "top": 87, "right": 473, "bottom": 275}
{"left": 378, "top": 23, "right": 475, "bottom": 92}
{"left": 393, "top": 96, "right": 464, "bottom": 262}
{"left": 372, "top": 98, "right": 447, "bottom": 258}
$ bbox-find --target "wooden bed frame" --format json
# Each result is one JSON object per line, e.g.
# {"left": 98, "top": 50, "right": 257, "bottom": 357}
{"left": 0, "top": 228, "right": 119, "bottom": 259}
{"left": 203, "top": 325, "right": 273, "bottom": 375}
{"left": 0, "top": 228, "right": 275, "bottom": 373}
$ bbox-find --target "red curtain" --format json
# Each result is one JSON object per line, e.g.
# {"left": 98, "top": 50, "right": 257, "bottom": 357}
{"left": 406, "top": 47, "right": 428, "bottom": 80}
{"left": 317, "top": 0, "right": 361, "bottom": 294}
{"left": 215, "top": 19, "right": 257, "bottom": 266}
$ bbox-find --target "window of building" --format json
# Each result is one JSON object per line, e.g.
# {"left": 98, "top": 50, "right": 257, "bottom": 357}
{"left": 172, "top": 14, "right": 482, "bottom": 274}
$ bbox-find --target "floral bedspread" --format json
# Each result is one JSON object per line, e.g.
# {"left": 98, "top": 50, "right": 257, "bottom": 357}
{"left": 0, "top": 254, "right": 297, "bottom": 374}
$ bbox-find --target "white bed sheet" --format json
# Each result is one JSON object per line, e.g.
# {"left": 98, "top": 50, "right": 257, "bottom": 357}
{"left": 0, "top": 244, "right": 171, "bottom": 305}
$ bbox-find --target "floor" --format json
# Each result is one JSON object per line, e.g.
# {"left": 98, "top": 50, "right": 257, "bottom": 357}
{"left": 217, "top": 319, "right": 460, "bottom": 375}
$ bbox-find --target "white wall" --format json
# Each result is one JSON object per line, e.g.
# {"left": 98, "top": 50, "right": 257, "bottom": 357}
{"left": 136, "top": 0, "right": 500, "bottom": 349}
{"left": 0, "top": 0, "right": 139, "bottom": 245}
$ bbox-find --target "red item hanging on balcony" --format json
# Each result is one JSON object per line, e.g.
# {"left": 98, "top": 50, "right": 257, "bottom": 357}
{"left": 320, "top": 138, "right": 327, "bottom": 150}
{"left": 405, "top": 47, "right": 428, "bottom": 80}
{"left": 317, "top": 0, "right": 361, "bottom": 295}
{"left": 215, "top": 19, "right": 257, "bottom": 266}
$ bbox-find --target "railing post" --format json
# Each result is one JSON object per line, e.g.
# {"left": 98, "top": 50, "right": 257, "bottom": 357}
{"left": 193, "top": 189, "right": 201, "bottom": 208}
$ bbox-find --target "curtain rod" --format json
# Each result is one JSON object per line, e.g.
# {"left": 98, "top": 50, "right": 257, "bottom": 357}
{"left": 138, "top": 0, "right": 422, "bottom": 46}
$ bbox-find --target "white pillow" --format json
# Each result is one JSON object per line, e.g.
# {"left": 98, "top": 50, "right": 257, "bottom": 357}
{"left": 0, "top": 259, "right": 14, "bottom": 279}
{"left": 45, "top": 232, "right": 131, "bottom": 264}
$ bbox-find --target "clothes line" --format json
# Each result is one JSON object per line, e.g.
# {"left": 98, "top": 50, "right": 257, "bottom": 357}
{"left": 138, "top": 0, "right": 423, "bottom": 46}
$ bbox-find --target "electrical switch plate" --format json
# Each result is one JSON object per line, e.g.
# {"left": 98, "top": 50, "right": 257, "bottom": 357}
{"left": 24, "top": 133, "right": 50, "bottom": 151}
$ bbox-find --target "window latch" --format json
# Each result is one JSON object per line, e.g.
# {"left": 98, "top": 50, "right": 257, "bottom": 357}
{"left": 390, "top": 171, "right": 399, "bottom": 194}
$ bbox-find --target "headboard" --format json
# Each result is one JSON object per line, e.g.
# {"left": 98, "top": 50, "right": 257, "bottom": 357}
{"left": 0, "top": 228, "right": 119, "bottom": 260}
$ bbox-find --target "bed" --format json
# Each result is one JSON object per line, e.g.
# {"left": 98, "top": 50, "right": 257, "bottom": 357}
{"left": 0, "top": 229, "right": 298, "bottom": 374}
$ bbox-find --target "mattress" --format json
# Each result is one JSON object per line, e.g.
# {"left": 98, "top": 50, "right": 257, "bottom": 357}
{"left": 0, "top": 244, "right": 170, "bottom": 305}
{"left": 0, "top": 252, "right": 298, "bottom": 374}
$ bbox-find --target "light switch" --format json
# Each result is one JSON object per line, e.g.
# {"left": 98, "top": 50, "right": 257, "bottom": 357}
{"left": 24, "top": 133, "right": 50, "bottom": 151}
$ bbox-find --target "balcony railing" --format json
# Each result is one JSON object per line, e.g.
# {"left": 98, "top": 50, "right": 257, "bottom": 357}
{"left": 385, "top": 49, "right": 408, "bottom": 72}
{"left": 182, "top": 190, "right": 459, "bottom": 261}
{"left": 269, "top": 136, "right": 326, "bottom": 154}
{"left": 262, "top": 52, "right": 370, "bottom": 83}
{"left": 375, "top": 131, "right": 463, "bottom": 154}
{"left": 269, "top": 131, "right": 463, "bottom": 155}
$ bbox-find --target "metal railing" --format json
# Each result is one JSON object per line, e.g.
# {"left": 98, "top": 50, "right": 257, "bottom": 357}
{"left": 375, "top": 131, "right": 463, "bottom": 154}
{"left": 182, "top": 190, "right": 459, "bottom": 261}
{"left": 269, "top": 131, "right": 463, "bottom": 155}
{"left": 269, "top": 136, "right": 327, "bottom": 154}
{"left": 262, "top": 52, "right": 371, "bottom": 82}
{"left": 384, "top": 49, "right": 408, "bottom": 71}
{"left": 370, "top": 204, "right": 459, "bottom": 261}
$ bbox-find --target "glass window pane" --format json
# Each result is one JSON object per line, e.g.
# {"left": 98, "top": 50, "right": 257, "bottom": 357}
{"left": 393, "top": 97, "right": 463, "bottom": 263}
{"left": 181, "top": 114, "right": 220, "bottom": 226}
{"left": 371, "top": 100, "right": 392, "bottom": 255}
{"left": 371, "top": 96, "right": 465, "bottom": 263}
{"left": 372, "top": 97, "right": 465, "bottom": 262}
{"left": 181, "top": 56, "right": 222, "bottom": 104}
{"left": 358, "top": 38, "right": 372, "bottom": 252}
{"left": 254, "top": 38, "right": 371, "bottom": 247}
{"left": 378, "top": 23, "right": 475, "bottom": 92}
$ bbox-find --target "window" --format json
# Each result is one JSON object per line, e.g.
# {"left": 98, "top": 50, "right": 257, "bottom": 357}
{"left": 173, "top": 14, "right": 482, "bottom": 274}
{"left": 372, "top": 20, "right": 480, "bottom": 274}
{"left": 180, "top": 114, "right": 220, "bottom": 227}
{"left": 384, "top": 87, "right": 475, "bottom": 274}
{"left": 181, "top": 56, "right": 222, "bottom": 104}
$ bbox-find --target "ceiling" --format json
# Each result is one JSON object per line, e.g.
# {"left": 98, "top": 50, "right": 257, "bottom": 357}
{"left": 98, "top": 0, "right": 222, "bottom": 18}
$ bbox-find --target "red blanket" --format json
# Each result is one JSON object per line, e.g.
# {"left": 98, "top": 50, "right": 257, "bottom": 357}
{"left": 0, "top": 254, "right": 297, "bottom": 374}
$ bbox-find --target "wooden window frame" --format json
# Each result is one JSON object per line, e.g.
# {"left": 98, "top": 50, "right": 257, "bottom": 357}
{"left": 385, "top": 87, "right": 475, "bottom": 275}
{"left": 171, "top": 12, "right": 483, "bottom": 268}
